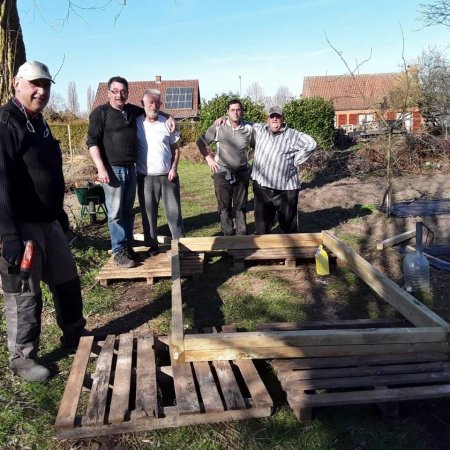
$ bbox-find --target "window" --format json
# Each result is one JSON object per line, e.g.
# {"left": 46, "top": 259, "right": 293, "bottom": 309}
{"left": 358, "top": 113, "right": 373, "bottom": 125}
{"left": 165, "top": 87, "right": 193, "bottom": 109}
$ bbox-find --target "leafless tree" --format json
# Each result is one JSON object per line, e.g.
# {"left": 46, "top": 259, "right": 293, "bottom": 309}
{"left": 46, "top": 90, "right": 67, "bottom": 113}
{"left": 86, "top": 85, "right": 96, "bottom": 114}
{"left": 67, "top": 80, "right": 80, "bottom": 116}
{"left": 272, "top": 86, "right": 294, "bottom": 108}
{"left": 246, "top": 82, "right": 265, "bottom": 104}
{"left": 419, "top": 0, "right": 450, "bottom": 27}
{"left": 415, "top": 46, "right": 450, "bottom": 131}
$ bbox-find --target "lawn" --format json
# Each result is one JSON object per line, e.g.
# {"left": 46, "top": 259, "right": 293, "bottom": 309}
{"left": 0, "top": 160, "right": 445, "bottom": 450}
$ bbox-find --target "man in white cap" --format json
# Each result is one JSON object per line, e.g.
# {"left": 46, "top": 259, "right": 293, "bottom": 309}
{"left": 0, "top": 61, "right": 86, "bottom": 381}
{"left": 251, "top": 106, "right": 316, "bottom": 234}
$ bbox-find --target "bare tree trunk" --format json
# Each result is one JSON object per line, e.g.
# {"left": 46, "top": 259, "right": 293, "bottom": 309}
{"left": 0, "top": 0, "right": 26, "bottom": 104}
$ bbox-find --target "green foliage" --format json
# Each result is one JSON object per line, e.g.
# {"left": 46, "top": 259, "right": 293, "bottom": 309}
{"left": 49, "top": 122, "right": 88, "bottom": 155}
{"left": 283, "top": 97, "right": 335, "bottom": 150}
{"left": 178, "top": 121, "right": 201, "bottom": 145}
{"left": 198, "top": 92, "right": 266, "bottom": 134}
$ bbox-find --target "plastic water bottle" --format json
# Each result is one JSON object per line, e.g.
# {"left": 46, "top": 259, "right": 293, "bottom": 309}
{"left": 315, "top": 245, "right": 330, "bottom": 276}
{"left": 403, "top": 221, "right": 430, "bottom": 293}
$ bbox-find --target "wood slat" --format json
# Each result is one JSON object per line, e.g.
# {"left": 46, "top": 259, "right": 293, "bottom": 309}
{"left": 179, "top": 233, "right": 323, "bottom": 252}
{"left": 171, "top": 239, "right": 185, "bottom": 362}
{"left": 83, "top": 335, "right": 116, "bottom": 426}
{"left": 55, "top": 336, "right": 94, "bottom": 428}
{"left": 272, "top": 352, "right": 449, "bottom": 371}
{"left": 134, "top": 334, "right": 158, "bottom": 419}
{"left": 289, "top": 384, "right": 450, "bottom": 408}
{"left": 192, "top": 361, "right": 224, "bottom": 413}
{"left": 376, "top": 229, "right": 416, "bottom": 250}
{"left": 222, "top": 325, "right": 273, "bottom": 408}
{"left": 323, "top": 230, "right": 450, "bottom": 331}
{"left": 211, "top": 328, "right": 246, "bottom": 410}
{"left": 108, "top": 333, "right": 133, "bottom": 423}
{"left": 285, "top": 370, "right": 450, "bottom": 391}
{"left": 257, "top": 319, "right": 405, "bottom": 332}
{"left": 184, "top": 327, "right": 447, "bottom": 351}
{"left": 183, "top": 342, "right": 448, "bottom": 362}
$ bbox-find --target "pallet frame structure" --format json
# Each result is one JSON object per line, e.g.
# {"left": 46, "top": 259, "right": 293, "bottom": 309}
{"left": 171, "top": 231, "right": 450, "bottom": 363}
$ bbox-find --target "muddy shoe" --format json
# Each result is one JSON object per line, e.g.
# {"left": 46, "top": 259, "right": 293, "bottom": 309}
{"left": 10, "top": 358, "right": 51, "bottom": 382}
{"left": 114, "top": 248, "right": 136, "bottom": 268}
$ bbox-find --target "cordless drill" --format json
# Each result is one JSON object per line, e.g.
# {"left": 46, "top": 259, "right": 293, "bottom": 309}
{"left": 20, "top": 240, "right": 34, "bottom": 293}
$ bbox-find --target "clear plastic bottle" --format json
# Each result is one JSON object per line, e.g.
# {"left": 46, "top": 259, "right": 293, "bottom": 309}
{"left": 403, "top": 221, "right": 430, "bottom": 293}
{"left": 315, "top": 245, "right": 330, "bottom": 276}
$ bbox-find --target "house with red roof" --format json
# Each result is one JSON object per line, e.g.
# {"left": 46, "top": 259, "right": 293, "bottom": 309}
{"left": 92, "top": 75, "right": 200, "bottom": 120}
{"left": 302, "top": 72, "right": 423, "bottom": 132}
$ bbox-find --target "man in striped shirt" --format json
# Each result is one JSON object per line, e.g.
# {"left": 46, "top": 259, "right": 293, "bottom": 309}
{"left": 251, "top": 106, "right": 316, "bottom": 234}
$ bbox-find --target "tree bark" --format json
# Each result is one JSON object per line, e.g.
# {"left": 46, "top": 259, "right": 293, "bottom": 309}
{"left": 0, "top": 0, "right": 26, "bottom": 105}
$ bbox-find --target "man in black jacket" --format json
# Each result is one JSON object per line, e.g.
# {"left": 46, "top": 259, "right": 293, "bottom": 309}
{"left": 0, "top": 60, "right": 86, "bottom": 381}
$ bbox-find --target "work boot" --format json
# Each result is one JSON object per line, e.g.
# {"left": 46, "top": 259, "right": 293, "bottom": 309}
{"left": 114, "top": 247, "right": 136, "bottom": 268}
{"left": 127, "top": 246, "right": 138, "bottom": 261}
{"left": 10, "top": 358, "right": 51, "bottom": 382}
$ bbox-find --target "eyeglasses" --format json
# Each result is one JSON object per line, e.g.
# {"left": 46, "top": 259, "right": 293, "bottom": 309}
{"left": 109, "top": 89, "right": 128, "bottom": 95}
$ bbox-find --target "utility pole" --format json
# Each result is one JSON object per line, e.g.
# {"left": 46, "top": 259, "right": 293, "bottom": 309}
{"left": 239, "top": 75, "right": 241, "bottom": 97}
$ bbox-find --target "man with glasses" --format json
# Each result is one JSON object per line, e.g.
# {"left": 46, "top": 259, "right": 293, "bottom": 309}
{"left": 0, "top": 60, "right": 87, "bottom": 381}
{"left": 251, "top": 106, "right": 316, "bottom": 234}
{"left": 87, "top": 77, "right": 174, "bottom": 268}
{"left": 196, "top": 99, "right": 255, "bottom": 236}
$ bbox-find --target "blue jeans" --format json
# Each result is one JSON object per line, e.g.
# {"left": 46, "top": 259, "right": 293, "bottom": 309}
{"left": 103, "top": 165, "right": 137, "bottom": 253}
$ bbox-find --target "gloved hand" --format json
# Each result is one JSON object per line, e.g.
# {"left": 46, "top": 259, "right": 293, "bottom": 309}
{"left": 1, "top": 239, "right": 23, "bottom": 266}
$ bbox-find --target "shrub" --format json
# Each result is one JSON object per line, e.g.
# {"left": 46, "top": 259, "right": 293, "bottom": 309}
{"left": 178, "top": 121, "right": 201, "bottom": 145}
{"left": 49, "top": 122, "right": 88, "bottom": 155}
{"left": 283, "top": 97, "right": 335, "bottom": 150}
{"left": 198, "top": 92, "right": 266, "bottom": 135}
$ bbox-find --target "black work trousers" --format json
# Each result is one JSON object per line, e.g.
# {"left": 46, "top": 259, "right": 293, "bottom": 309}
{"left": 213, "top": 169, "right": 249, "bottom": 235}
{"left": 253, "top": 180, "right": 299, "bottom": 234}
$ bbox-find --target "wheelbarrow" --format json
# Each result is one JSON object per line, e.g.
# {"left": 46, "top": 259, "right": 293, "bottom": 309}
{"left": 74, "top": 183, "right": 107, "bottom": 225}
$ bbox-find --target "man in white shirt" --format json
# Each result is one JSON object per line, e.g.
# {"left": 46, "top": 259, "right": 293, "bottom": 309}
{"left": 136, "top": 89, "right": 184, "bottom": 256}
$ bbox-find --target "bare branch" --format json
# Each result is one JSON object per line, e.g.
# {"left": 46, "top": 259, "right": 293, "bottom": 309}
{"left": 419, "top": 0, "right": 450, "bottom": 27}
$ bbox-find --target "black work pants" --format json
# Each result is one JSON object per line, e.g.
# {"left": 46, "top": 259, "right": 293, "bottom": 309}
{"left": 253, "top": 181, "right": 299, "bottom": 234}
{"left": 213, "top": 170, "right": 249, "bottom": 235}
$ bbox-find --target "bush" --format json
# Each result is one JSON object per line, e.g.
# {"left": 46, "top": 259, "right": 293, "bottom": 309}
{"left": 283, "top": 97, "right": 335, "bottom": 150}
{"left": 198, "top": 92, "right": 266, "bottom": 135}
{"left": 49, "top": 122, "right": 88, "bottom": 155}
{"left": 178, "top": 121, "right": 201, "bottom": 145}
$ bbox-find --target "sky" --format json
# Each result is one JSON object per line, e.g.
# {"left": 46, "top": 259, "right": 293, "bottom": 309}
{"left": 18, "top": 0, "right": 450, "bottom": 112}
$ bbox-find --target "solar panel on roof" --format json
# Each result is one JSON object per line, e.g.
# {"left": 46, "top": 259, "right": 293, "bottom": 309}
{"left": 165, "top": 87, "right": 193, "bottom": 109}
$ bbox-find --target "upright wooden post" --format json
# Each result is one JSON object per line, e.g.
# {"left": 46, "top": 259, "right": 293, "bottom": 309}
{"left": 170, "top": 239, "right": 185, "bottom": 362}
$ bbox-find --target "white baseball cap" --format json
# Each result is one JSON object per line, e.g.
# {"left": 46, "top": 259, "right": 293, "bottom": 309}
{"left": 16, "top": 60, "right": 54, "bottom": 83}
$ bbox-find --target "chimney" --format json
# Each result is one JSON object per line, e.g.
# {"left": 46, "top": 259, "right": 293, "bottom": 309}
{"left": 155, "top": 75, "right": 161, "bottom": 83}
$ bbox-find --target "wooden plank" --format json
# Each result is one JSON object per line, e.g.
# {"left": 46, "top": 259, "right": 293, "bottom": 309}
{"left": 257, "top": 319, "right": 405, "bottom": 331}
{"left": 184, "top": 327, "right": 447, "bottom": 351}
{"left": 284, "top": 370, "right": 450, "bottom": 391}
{"left": 179, "top": 233, "right": 323, "bottom": 252}
{"left": 322, "top": 230, "right": 450, "bottom": 331}
{"left": 171, "top": 239, "right": 185, "bottom": 362}
{"left": 376, "top": 229, "right": 416, "bottom": 250}
{"left": 82, "top": 335, "right": 116, "bottom": 426}
{"left": 108, "top": 333, "right": 133, "bottom": 423}
{"left": 134, "top": 334, "right": 158, "bottom": 419}
{"left": 183, "top": 342, "right": 448, "bottom": 362}
{"left": 55, "top": 403, "right": 273, "bottom": 440}
{"left": 277, "top": 361, "right": 450, "bottom": 383}
{"left": 272, "top": 352, "right": 449, "bottom": 371}
{"left": 222, "top": 325, "right": 273, "bottom": 408}
{"left": 211, "top": 327, "right": 246, "bottom": 410}
{"left": 191, "top": 361, "right": 224, "bottom": 413}
{"left": 55, "top": 336, "right": 94, "bottom": 428}
{"left": 287, "top": 384, "right": 450, "bottom": 408}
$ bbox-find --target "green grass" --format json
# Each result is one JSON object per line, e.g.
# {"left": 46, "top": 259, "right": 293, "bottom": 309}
{"left": 0, "top": 159, "right": 442, "bottom": 449}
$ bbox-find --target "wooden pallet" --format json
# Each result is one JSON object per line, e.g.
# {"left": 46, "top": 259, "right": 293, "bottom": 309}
{"left": 55, "top": 329, "right": 273, "bottom": 439}
{"left": 272, "top": 352, "right": 450, "bottom": 421}
{"left": 229, "top": 247, "right": 317, "bottom": 270}
{"left": 95, "top": 248, "right": 204, "bottom": 285}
